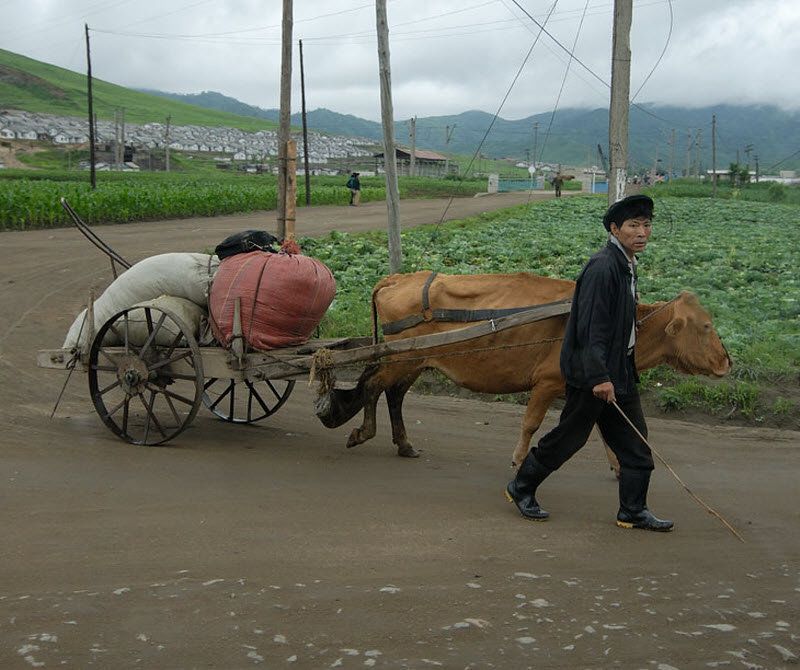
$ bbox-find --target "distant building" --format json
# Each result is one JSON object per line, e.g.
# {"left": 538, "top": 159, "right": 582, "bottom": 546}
{"left": 373, "top": 146, "right": 450, "bottom": 177}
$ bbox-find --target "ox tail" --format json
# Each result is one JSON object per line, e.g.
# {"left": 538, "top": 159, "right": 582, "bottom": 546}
{"left": 371, "top": 286, "right": 380, "bottom": 346}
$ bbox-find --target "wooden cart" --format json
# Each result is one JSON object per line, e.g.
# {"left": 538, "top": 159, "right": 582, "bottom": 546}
{"left": 38, "top": 200, "right": 570, "bottom": 446}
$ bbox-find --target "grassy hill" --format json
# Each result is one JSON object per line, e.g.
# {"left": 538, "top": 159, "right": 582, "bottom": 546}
{"left": 0, "top": 48, "right": 276, "bottom": 132}
{"left": 4, "top": 47, "right": 800, "bottom": 172}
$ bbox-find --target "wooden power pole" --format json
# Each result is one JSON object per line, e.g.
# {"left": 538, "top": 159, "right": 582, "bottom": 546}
{"left": 668, "top": 127, "right": 675, "bottom": 180}
{"left": 84, "top": 23, "right": 96, "bottom": 190}
{"left": 409, "top": 116, "right": 416, "bottom": 177}
{"left": 299, "top": 39, "right": 311, "bottom": 206}
{"left": 165, "top": 115, "right": 171, "bottom": 172}
{"left": 276, "top": 0, "right": 293, "bottom": 239}
{"left": 376, "top": 0, "right": 402, "bottom": 273}
{"left": 608, "top": 0, "right": 632, "bottom": 205}
{"left": 711, "top": 114, "right": 717, "bottom": 197}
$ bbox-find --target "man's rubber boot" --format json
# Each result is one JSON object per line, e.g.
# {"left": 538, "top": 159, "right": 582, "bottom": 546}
{"left": 505, "top": 450, "right": 552, "bottom": 521}
{"left": 616, "top": 468, "right": 674, "bottom": 532}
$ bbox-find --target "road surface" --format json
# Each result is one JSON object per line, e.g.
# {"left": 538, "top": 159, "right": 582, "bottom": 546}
{"left": 1, "top": 193, "right": 798, "bottom": 669}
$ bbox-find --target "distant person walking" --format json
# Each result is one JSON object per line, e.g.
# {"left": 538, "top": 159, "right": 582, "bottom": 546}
{"left": 346, "top": 172, "right": 361, "bottom": 206}
{"left": 553, "top": 173, "right": 564, "bottom": 198}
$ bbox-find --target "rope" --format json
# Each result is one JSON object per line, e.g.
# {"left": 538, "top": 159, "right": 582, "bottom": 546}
{"left": 611, "top": 400, "right": 745, "bottom": 543}
{"left": 635, "top": 297, "right": 677, "bottom": 327}
{"left": 308, "top": 347, "right": 336, "bottom": 396}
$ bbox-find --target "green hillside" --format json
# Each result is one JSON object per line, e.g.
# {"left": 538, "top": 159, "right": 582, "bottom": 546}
{"left": 4, "top": 47, "right": 799, "bottom": 172}
{"left": 0, "top": 48, "right": 276, "bottom": 132}
{"left": 145, "top": 90, "right": 800, "bottom": 172}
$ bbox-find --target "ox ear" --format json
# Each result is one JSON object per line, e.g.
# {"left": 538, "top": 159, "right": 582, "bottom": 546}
{"left": 665, "top": 316, "right": 686, "bottom": 337}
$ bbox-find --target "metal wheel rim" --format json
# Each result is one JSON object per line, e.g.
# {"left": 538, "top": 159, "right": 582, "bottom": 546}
{"left": 88, "top": 305, "right": 204, "bottom": 445}
{"left": 202, "top": 378, "right": 295, "bottom": 423}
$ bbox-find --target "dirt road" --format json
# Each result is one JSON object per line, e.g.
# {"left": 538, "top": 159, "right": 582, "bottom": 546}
{"left": 1, "top": 194, "right": 798, "bottom": 669}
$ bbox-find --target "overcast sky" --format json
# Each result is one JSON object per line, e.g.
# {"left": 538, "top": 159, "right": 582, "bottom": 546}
{"left": 1, "top": 0, "right": 797, "bottom": 122}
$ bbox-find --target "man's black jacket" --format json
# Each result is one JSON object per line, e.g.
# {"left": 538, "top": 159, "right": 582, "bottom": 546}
{"left": 560, "top": 240, "right": 639, "bottom": 394}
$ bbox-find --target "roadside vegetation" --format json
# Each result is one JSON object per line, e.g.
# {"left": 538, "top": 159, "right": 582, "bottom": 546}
{"left": 0, "top": 166, "right": 489, "bottom": 229}
{"left": 302, "top": 194, "right": 800, "bottom": 429}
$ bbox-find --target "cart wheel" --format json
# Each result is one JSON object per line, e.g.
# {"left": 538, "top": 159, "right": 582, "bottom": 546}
{"left": 202, "top": 378, "right": 295, "bottom": 423}
{"left": 88, "top": 305, "right": 204, "bottom": 445}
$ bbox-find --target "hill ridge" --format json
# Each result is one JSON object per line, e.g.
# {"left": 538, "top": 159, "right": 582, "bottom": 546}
{"left": 2, "top": 48, "right": 799, "bottom": 170}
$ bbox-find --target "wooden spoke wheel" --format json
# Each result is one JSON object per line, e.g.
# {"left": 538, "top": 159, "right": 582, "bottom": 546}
{"left": 202, "top": 378, "right": 295, "bottom": 424}
{"left": 88, "top": 306, "right": 204, "bottom": 445}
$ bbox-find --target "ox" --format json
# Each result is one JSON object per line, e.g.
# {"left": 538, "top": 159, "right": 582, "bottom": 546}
{"left": 316, "top": 271, "right": 731, "bottom": 467}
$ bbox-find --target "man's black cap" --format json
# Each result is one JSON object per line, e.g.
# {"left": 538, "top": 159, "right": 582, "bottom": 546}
{"left": 602, "top": 194, "right": 654, "bottom": 231}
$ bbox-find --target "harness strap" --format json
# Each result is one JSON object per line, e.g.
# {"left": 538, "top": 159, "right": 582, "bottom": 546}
{"left": 382, "top": 295, "right": 572, "bottom": 336}
{"left": 421, "top": 271, "right": 437, "bottom": 311}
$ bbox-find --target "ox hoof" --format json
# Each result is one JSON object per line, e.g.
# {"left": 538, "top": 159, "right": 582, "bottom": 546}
{"left": 397, "top": 445, "right": 421, "bottom": 458}
{"left": 346, "top": 430, "right": 364, "bottom": 449}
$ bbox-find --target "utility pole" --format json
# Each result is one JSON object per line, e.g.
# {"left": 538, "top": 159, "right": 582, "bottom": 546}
{"left": 744, "top": 144, "right": 753, "bottom": 179}
{"left": 754, "top": 154, "right": 759, "bottom": 182}
{"left": 408, "top": 116, "right": 416, "bottom": 177}
{"left": 444, "top": 123, "right": 455, "bottom": 175}
{"left": 694, "top": 128, "right": 702, "bottom": 178}
{"left": 651, "top": 145, "right": 659, "bottom": 183}
{"left": 532, "top": 121, "right": 539, "bottom": 172}
{"left": 608, "top": 0, "right": 632, "bottom": 205}
{"left": 285, "top": 139, "right": 297, "bottom": 239}
{"left": 120, "top": 107, "right": 125, "bottom": 167}
{"left": 711, "top": 114, "right": 717, "bottom": 197}
{"left": 84, "top": 23, "right": 96, "bottom": 189}
{"left": 668, "top": 128, "right": 675, "bottom": 180}
{"left": 685, "top": 128, "right": 691, "bottom": 177}
{"left": 299, "top": 39, "right": 311, "bottom": 206}
{"left": 376, "top": 0, "right": 402, "bottom": 272}
{"left": 165, "top": 115, "right": 171, "bottom": 172}
{"left": 114, "top": 109, "right": 120, "bottom": 169}
{"left": 276, "top": 0, "right": 293, "bottom": 239}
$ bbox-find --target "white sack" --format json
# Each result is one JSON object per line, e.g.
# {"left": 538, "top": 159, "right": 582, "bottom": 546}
{"left": 113, "top": 296, "right": 206, "bottom": 347}
{"left": 63, "top": 252, "right": 218, "bottom": 350}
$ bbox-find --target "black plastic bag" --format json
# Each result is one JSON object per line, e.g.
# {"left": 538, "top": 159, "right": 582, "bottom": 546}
{"left": 215, "top": 230, "right": 280, "bottom": 260}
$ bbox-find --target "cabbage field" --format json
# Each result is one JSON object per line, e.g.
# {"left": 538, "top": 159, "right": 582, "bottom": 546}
{"left": 302, "top": 195, "right": 800, "bottom": 424}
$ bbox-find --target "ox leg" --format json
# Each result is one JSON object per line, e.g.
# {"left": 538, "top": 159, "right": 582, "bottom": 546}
{"left": 345, "top": 379, "right": 382, "bottom": 449}
{"left": 385, "top": 370, "right": 423, "bottom": 458}
{"left": 511, "top": 382, "right": 562, "bottom": 468}
{"left": 345, "top": 363, "right": 407, "bottom": 450}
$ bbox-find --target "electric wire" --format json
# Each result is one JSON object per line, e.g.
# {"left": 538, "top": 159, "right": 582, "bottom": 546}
{"left": 630, "top": 0, "right": 673, "bottom": 103}
{"left": 535, "top": 0, "right": 591, "bottom": 166}
{"left": 766, "top": 148, "right": 800, "bottom": 172}
{"left": 433, "top": 1, "right": 561, "bottom": 230}
{"left": 507, "top": 0, "right": 685, "bottom": 130}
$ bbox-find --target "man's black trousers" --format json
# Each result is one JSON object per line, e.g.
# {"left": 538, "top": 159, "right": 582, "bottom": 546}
{"left": 534, "top": 384, "right": 654, "bottom": 472}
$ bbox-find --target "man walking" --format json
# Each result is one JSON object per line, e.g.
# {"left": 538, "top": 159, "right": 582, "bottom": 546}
{"left": 506, "top": 194, "right": 673, "bottom": 532}
{"left": 346, "top": 172, "right": 361, "bottom": 206}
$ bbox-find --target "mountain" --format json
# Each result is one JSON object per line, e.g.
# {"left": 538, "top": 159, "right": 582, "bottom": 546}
{"left": 144, "top": 89, "right": 800, "bottom": 172}
{"left": 0, "top": 48, "right": 275, "bottom": 131}
{"left": 2, "top": 48, "right": 799, "bottom": 171}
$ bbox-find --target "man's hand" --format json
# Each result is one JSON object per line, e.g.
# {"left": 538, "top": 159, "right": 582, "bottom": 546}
{"left": 592, "top": 381, "right": 616, "bottom": 403}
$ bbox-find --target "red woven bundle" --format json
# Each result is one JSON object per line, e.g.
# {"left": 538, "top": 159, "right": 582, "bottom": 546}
{"left": 209, "top": 250, "right": 336, "bottom": 351}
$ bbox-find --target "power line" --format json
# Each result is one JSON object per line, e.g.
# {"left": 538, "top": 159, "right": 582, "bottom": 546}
{"left": 0, "top": 0, "right": 134, "bottom": 41}
{"left": 536, "top": 0, "right": 591, "bottom": 163}
{"left": 766, "top": 148, "right": 800, "bottom": 172}
{"left": 507, "top": 0, "right": 685, "bottom": 129}
{"left": 630, "top": 0, "right": 673, "bottom": 103}
{"left": 435, "top": 0, "right": 561, "bottom": 227}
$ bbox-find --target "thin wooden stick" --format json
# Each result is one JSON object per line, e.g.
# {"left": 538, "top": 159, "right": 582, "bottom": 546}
{"left": 611, "top": 400, "right": 745, "bottom": 543}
